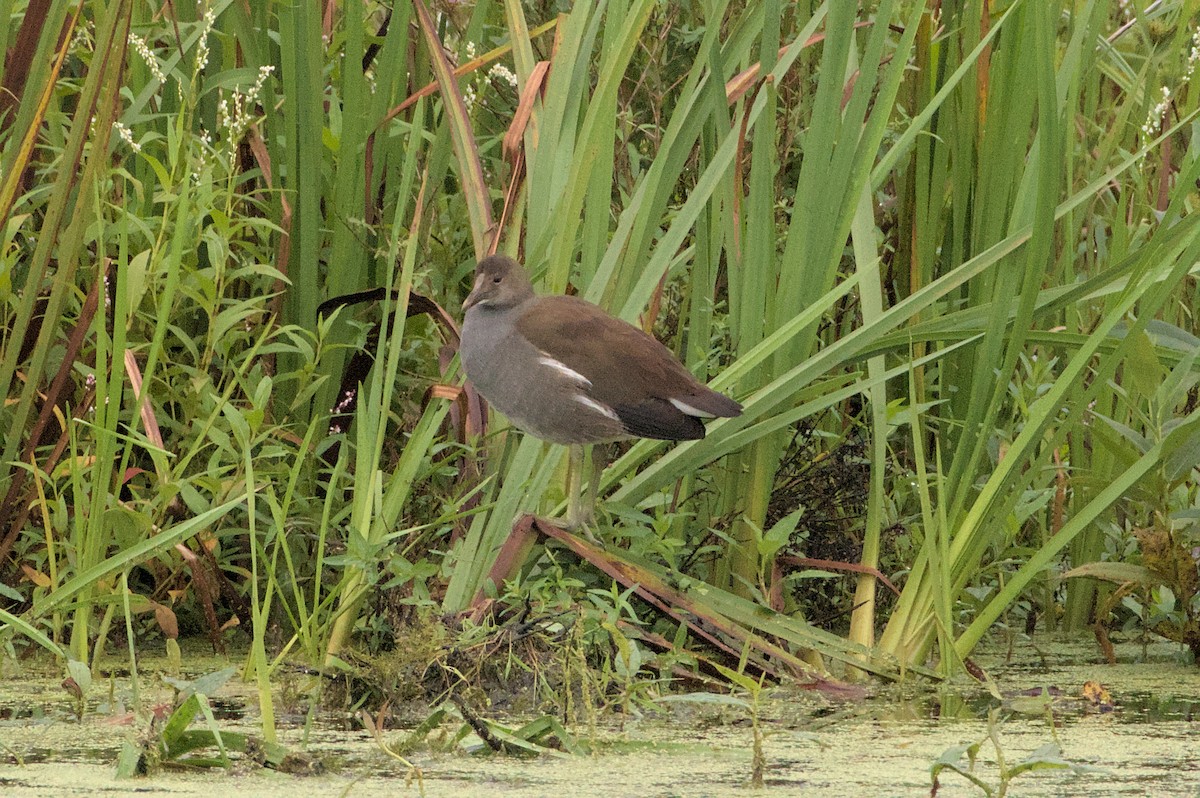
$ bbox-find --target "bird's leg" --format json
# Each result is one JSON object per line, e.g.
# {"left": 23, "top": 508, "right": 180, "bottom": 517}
{"left": 586, "top": 444, "right": 607, "bottom": 520}
{"left": 564, "top": 444, "right": 601, "bottom": 543}
{"left": 565, "top": 444, "right": 589, "bottom": 528}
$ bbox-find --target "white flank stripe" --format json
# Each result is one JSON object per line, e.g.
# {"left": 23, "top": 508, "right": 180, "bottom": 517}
{"left": 538, "top": 355, "right": 591, "bottom": 387}
{"left": 574, "top": 395, "right": 619, "bottom": 421}
{"left": 670, "top": 397, "right": 715, "bottom": 418}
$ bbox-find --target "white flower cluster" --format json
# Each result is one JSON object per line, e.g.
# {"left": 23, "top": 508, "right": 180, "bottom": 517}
{"left": 192, "top": 128, "right": 213, "bottom": 184}
{"left": 1186, "top": 26, "right": 1200, "bottom": 82}
{"left": 129, "top": 33, "right": 167, "bottom": 85}
{"left": 1142, "top": 85, "right": 1171, "bottom": 138}
{"left": 461, "top": 41, "right": 479, "bottom": 109}
{"left": 70, "top": 19, "right": 94, "bottom": 54}
{"left": 114, "top": 121, "right": 140, "bottom": 153}
{"left": 217, "top": 64, "right": 275, "bottom": 145}
{"left": 487, "top": 62, "right": 518, "bottom": 89}
{"left": 194, "top": 4, "right": 218, "bottom": 78}
{"left": 459, "top": 41, "right": 519, "bottom": 113}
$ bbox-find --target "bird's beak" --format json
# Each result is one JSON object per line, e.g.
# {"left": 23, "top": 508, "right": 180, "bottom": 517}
{"left": 463, "top": 274, "right": 486, "bottom": 311}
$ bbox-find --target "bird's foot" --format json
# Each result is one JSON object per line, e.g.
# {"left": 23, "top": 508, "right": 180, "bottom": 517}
{"left": 551, "top": 510, "right": 603, "bottom": 546}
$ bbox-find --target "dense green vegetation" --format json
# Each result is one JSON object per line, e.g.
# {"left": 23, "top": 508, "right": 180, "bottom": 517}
{"left": 2, "top": 0, "right": 1200, "bottom": 747}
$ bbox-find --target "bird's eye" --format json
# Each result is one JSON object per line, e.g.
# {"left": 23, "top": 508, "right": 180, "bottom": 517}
{"left": 492, "top": 276, "right": 502, "bottom": 284}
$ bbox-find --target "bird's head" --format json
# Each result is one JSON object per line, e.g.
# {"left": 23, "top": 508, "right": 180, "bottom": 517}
{"left": 463, "top": 254, "right": 535, "bottom": 312}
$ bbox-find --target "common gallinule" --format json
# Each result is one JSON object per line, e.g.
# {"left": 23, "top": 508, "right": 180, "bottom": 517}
{"left": 460, "top": 254, "right": 741, "bottom": 528}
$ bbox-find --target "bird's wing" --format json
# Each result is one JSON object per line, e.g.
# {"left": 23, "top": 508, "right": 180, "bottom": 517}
{"left": 515, "top": 296, "right": 699, "bottom": 408}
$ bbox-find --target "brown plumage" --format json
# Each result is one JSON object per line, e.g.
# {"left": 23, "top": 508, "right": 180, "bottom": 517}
{"left": 460, "top": 254, "right": 741, "bottom": 445}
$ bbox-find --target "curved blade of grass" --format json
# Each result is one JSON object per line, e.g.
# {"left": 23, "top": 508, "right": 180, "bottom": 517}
{"left": 0, "top": 607, "right": 65, "bottom": 658}
{"left": 413, "top": 0, "right": 493, "bottom": 256}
